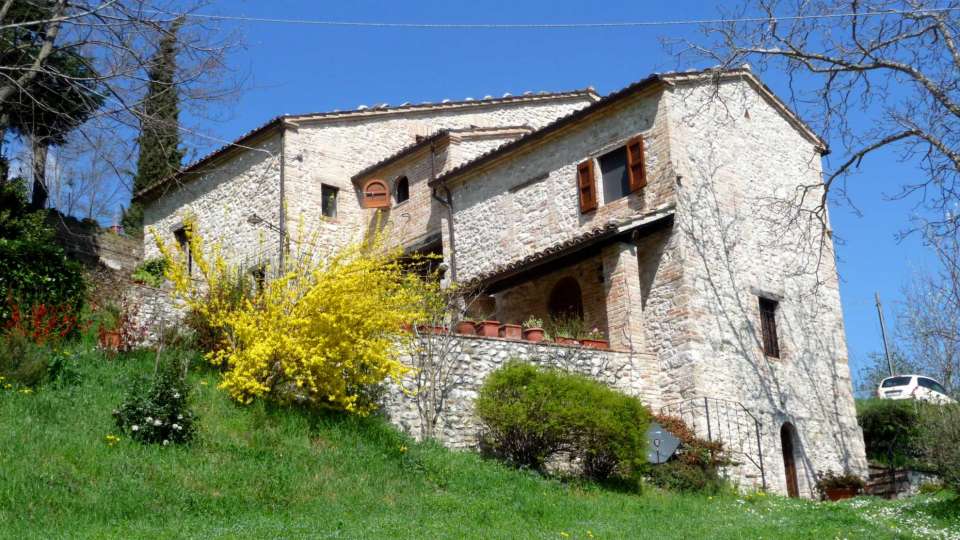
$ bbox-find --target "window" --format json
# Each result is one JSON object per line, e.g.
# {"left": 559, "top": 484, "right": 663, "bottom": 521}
{"left": 882, "top": 376, "right": 912, "bottom": 388}
{"left": 598, "top": 146, "right": 631, "bottom": 204}
{"left": 173, "top": 226, "right": 192, "bottom": 275}
{"left": 395, "top": 176, "right": 410, "bottom": 204}
{"left": 361, "top": 179, "right": 389, "bottom": 209}
{"left": 918, "top": 377, "right": 948, "bottom": 395}
{"left": 759, "top": 297, "right": 780, "bottom": 358}
{"left": 322, "top": 184, "right": 339, "bottom": 218}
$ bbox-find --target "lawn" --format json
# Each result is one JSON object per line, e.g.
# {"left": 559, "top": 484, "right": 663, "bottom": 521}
{"left": 1, "top": 342, "right": 957, "bottom": 539}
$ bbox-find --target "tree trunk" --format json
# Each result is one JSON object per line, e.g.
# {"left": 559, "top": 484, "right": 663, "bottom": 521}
{"left": 30, "top": 139, "right": 48, "bottom": 210}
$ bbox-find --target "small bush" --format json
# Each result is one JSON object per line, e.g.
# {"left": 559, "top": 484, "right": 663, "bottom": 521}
{"left": 643, "top": 414, "right": 729, "bottom": 493}
{"left": 646, "top": 461, "right": 723, "bottom": 494}
{"left": 476, "top": 361, "right": 651, "bottom": 482}
{"left": 0, "top": 332, "right": 52, "bottom": 387}
{"left": 131, "top": 258, "right": 167, "bottom": 287}
{"left": 113, "top": 355, "right": 197, "bottom": 445}
{"left": 918, "top": 404, "right": 960, "bottom": 492}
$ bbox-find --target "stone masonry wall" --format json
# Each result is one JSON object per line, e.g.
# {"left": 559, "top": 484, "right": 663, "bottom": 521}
{"left": 382, "top": 334, "right": 661, "bottom": 448}
{"left": 357, "top": 129, "right": 528, "bottom": 252}
{"left": 143, "top": 133, "right": 283, "bottom": 270}
{"left": 447, "top": 91, "right": 676, "bottom": 283}
{"left": 283, "top": 97, "right": 594, "bottom": 260}
{"left": 665, "top": 76, "right": 867, "bottom": 496}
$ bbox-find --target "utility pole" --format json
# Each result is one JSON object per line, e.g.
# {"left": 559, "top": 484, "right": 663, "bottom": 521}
{"left": 875, "top": 292, "right": 894, "bottom": 377}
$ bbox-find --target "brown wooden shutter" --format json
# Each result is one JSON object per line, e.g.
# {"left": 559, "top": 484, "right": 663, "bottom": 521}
{"left": 577, "top": 160, "right": 597, "bottom": 213}
{"left": 626, "top": 136, "right": 647, "bottom": 193}
{"left": 362, "top": 179, "right": 390, "bottom": 209}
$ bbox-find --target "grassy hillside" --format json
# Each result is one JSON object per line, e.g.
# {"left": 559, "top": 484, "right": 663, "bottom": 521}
{"left": 1, "top": 342, "right": 957, "bottom": 539}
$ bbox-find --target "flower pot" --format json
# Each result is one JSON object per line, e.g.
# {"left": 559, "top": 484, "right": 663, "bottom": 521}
{"left": 554, "top": 336, "right": 579, "bottom": 346}
{"left": 581, "top": 338, "right": 609, "bottom": 350}
{"left": 99, "top": 330, "right": 121, "bottom": 350}
{"left": 824, "top": 487, "right": 859, "bottom": 501}
{"left": 522, "top": 327, "right": 545, "bottom": 342}
{"left": 476, "top": 320, "right": 500, "bottom": 337}
{"left": 455, "top": 321, "right": 477, "bottom": 335}
{"left": 400, "top": 323, "right": 413, "bottom": 333}
{"left": 498, "top": 323, "right": 522, "bottom": 340}
{"left": 416, "top": 324, "right": 447, "bottom": 335}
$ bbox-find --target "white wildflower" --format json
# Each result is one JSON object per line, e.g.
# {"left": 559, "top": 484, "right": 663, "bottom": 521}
{"left": 162, "top": 439, "right": 169, "bottom": 446}
{"left": 131, "top": 425, "right": 139, "bottom": 431}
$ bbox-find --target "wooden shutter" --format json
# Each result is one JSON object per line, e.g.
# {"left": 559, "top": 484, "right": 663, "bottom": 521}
{"left": 626, "top": 136, "right": 647, "bottom": 193}
{"left": 577, "top": 160, "right": 597, "bottom": 213}
{"left": 362, "top": 179, "right": 390, "bottom": 209}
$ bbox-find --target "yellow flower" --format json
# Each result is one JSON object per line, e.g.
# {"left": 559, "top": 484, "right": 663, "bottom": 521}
{"left": 559, "top": 533, "right": 570, "bottom": 538}
{"left": 104, "top": 434, "right": 121, "bottom": 446}
{"left": 3, "top": 384, "right": 11, "bottom": 390}
{"left": 399, "top": 445, "right": 408, "bottom": 453}
{"left": 19, "top": 388, "right": 32, "bottom": 394}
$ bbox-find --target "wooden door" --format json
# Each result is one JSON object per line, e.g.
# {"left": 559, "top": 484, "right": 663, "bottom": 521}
{"left": 781, "top": 423, "right": 799, "bottom": 498}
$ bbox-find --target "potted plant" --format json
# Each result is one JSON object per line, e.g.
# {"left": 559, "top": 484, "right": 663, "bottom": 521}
{"left": 476, "top": 320, "right": 500, "bottom": 337}
{"left": 498, "top": 322, "right": 522, "bottom": 340}
{"left": 815, "top": 471, "right": 865, "bottom": 501}
{"left": 96, "top": 305, "right": 122, "bottom": 351}
{"left": 522, "top": 316, "right": 545, "bottom": 342}
{"left": 455, "top": 320, "right": 477, "bottom": 335}
{"left": 580, "top": 327, "right": 609, "bottom": 349}
{"left": 98, "top": 326, "right": 122, "bottom": 350}
{"left": 546, "top": 315, "right": 583, "bottom": 346}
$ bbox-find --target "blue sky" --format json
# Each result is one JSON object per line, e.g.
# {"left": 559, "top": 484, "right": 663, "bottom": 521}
{"left": 184, "top": 0, "right": 935, "bottom": 388}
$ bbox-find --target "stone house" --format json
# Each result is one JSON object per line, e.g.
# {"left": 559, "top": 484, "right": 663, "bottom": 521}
{"left": 134, "top": 67, "right": 867, "bottom": 498}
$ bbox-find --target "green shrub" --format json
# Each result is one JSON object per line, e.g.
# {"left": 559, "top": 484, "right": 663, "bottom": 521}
{"left": 918, "top": 404, "right": 960, "bottom": 492}
{"left": 0, "top": 332, "right": 52, "bottom": 387}
{"left": 856, "top": 399, "right": 924, "bottom": 467}
{"left": 476, "top": 361, "right": 651, "bottom": 482}
{"left": 0, "top": 181, "right": 85, "bottom": 322}
{"left": 113, "top": 354, "right": 197, "bottom": 445}
{"left": 646, "top": 461, "right": 723, "bottom": 494}
{"left": 130, "top": 258, "right": 167, "bottom": 287}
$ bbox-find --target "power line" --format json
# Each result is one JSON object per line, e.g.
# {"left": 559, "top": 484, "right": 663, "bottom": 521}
{"left": 175, "top": 7, "right": 960, "bottom": 29}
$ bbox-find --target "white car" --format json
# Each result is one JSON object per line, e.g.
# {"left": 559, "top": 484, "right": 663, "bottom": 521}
{"left": 878, "top": 375, "right": 956, "bottom": 404}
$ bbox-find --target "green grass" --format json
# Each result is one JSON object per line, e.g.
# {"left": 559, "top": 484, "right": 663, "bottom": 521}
{"left": 1, "top": 342, "right": 958, "bottom": 539}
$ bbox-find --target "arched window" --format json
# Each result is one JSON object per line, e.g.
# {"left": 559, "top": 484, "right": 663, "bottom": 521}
{"left": 395, "top": 176, "right": 410, "bottom": 203}
{"left": 362, "top": 179, "right": 390, "bottom": 208}
{"left": 548, "top": 277, "right": 584, "bottom": 319}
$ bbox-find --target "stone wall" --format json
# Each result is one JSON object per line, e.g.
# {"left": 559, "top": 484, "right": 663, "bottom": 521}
{"left": 143, "top": 133, "right": 284, "bottom": 270}
{"left": 382, "top": 334, "right": 661, "bottom": 448}
{"left": 283, "top": 97, "right": 594, "bottom": 260}
{"left": 665, "top": 76, "right": 867, "bottom": 496}
{"left": 446, "top": 90, "right": 676, "bottom": 283}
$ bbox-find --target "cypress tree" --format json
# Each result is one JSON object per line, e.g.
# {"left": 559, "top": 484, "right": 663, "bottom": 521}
{"left": 123, "top": 18, "right": 185, "bottom": 234}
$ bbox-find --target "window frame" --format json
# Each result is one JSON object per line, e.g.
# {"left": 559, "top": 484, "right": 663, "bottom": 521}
{"left": 321, "top": 183, "right": 340, "bottom": 218}
{"left": 758, "top": 296, "right": 781, "bottom": 358}
{"left": 394, "top": 176, "right": 410, "bottom": 205}
{"left": 173, "top": 226, "right": 193, "bottom": 276}
{"left": 597, "top": 145, "right": 631, "bottom": 204}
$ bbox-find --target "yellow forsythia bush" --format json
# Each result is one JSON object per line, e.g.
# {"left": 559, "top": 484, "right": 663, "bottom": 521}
{"left": 153, "top": 223, "right": 436, "bottom": 415}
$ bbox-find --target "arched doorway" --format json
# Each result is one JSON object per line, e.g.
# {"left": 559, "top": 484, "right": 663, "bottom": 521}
{"left": 548, "top": 277, "right": 584, "bottom": 319}
{"left": 780, "top": 423, "right": 800, "bottom": 498}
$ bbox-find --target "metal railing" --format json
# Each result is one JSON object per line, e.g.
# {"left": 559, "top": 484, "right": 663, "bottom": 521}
{"left": 660, "top": 396, "right": 767, "bottom": 490}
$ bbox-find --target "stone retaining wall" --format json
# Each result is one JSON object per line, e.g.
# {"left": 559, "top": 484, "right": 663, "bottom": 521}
{"left": 382, "top": 334, "right": 661, "bottom": 449}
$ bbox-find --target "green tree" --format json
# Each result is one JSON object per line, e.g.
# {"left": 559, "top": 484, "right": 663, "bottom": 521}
{"left": 0, "top": 1, "right": 103, "bottom": 210}
{"left": 123, "top": 18, "right": 185, "bottom": 235}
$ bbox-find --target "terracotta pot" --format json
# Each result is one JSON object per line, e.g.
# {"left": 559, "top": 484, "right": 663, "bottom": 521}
{"left": 824, "top": 487, "right": 859, "bottom": 501}
{"left": 522, "top": 327, "right": 545, "bottom": 342}
{"left": 99, "top": 330, "right": 121, "bottom": 350}
{"left": 400, "top": 323, "right": 413, "bottom": 333}
{"left": 554, "top": 336, "right": 579, "bottom": 346}
{"left": 498, "top": 323, "right": 522, "bottom": 340}
{"left": 476, "top": 320, "right": 500, "bottom": 337}
{"left": 581, "top": 338, "right": 609, "bottom": 350}
{"left": 455, "top": 321, "right": 477, "bottom": 335}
